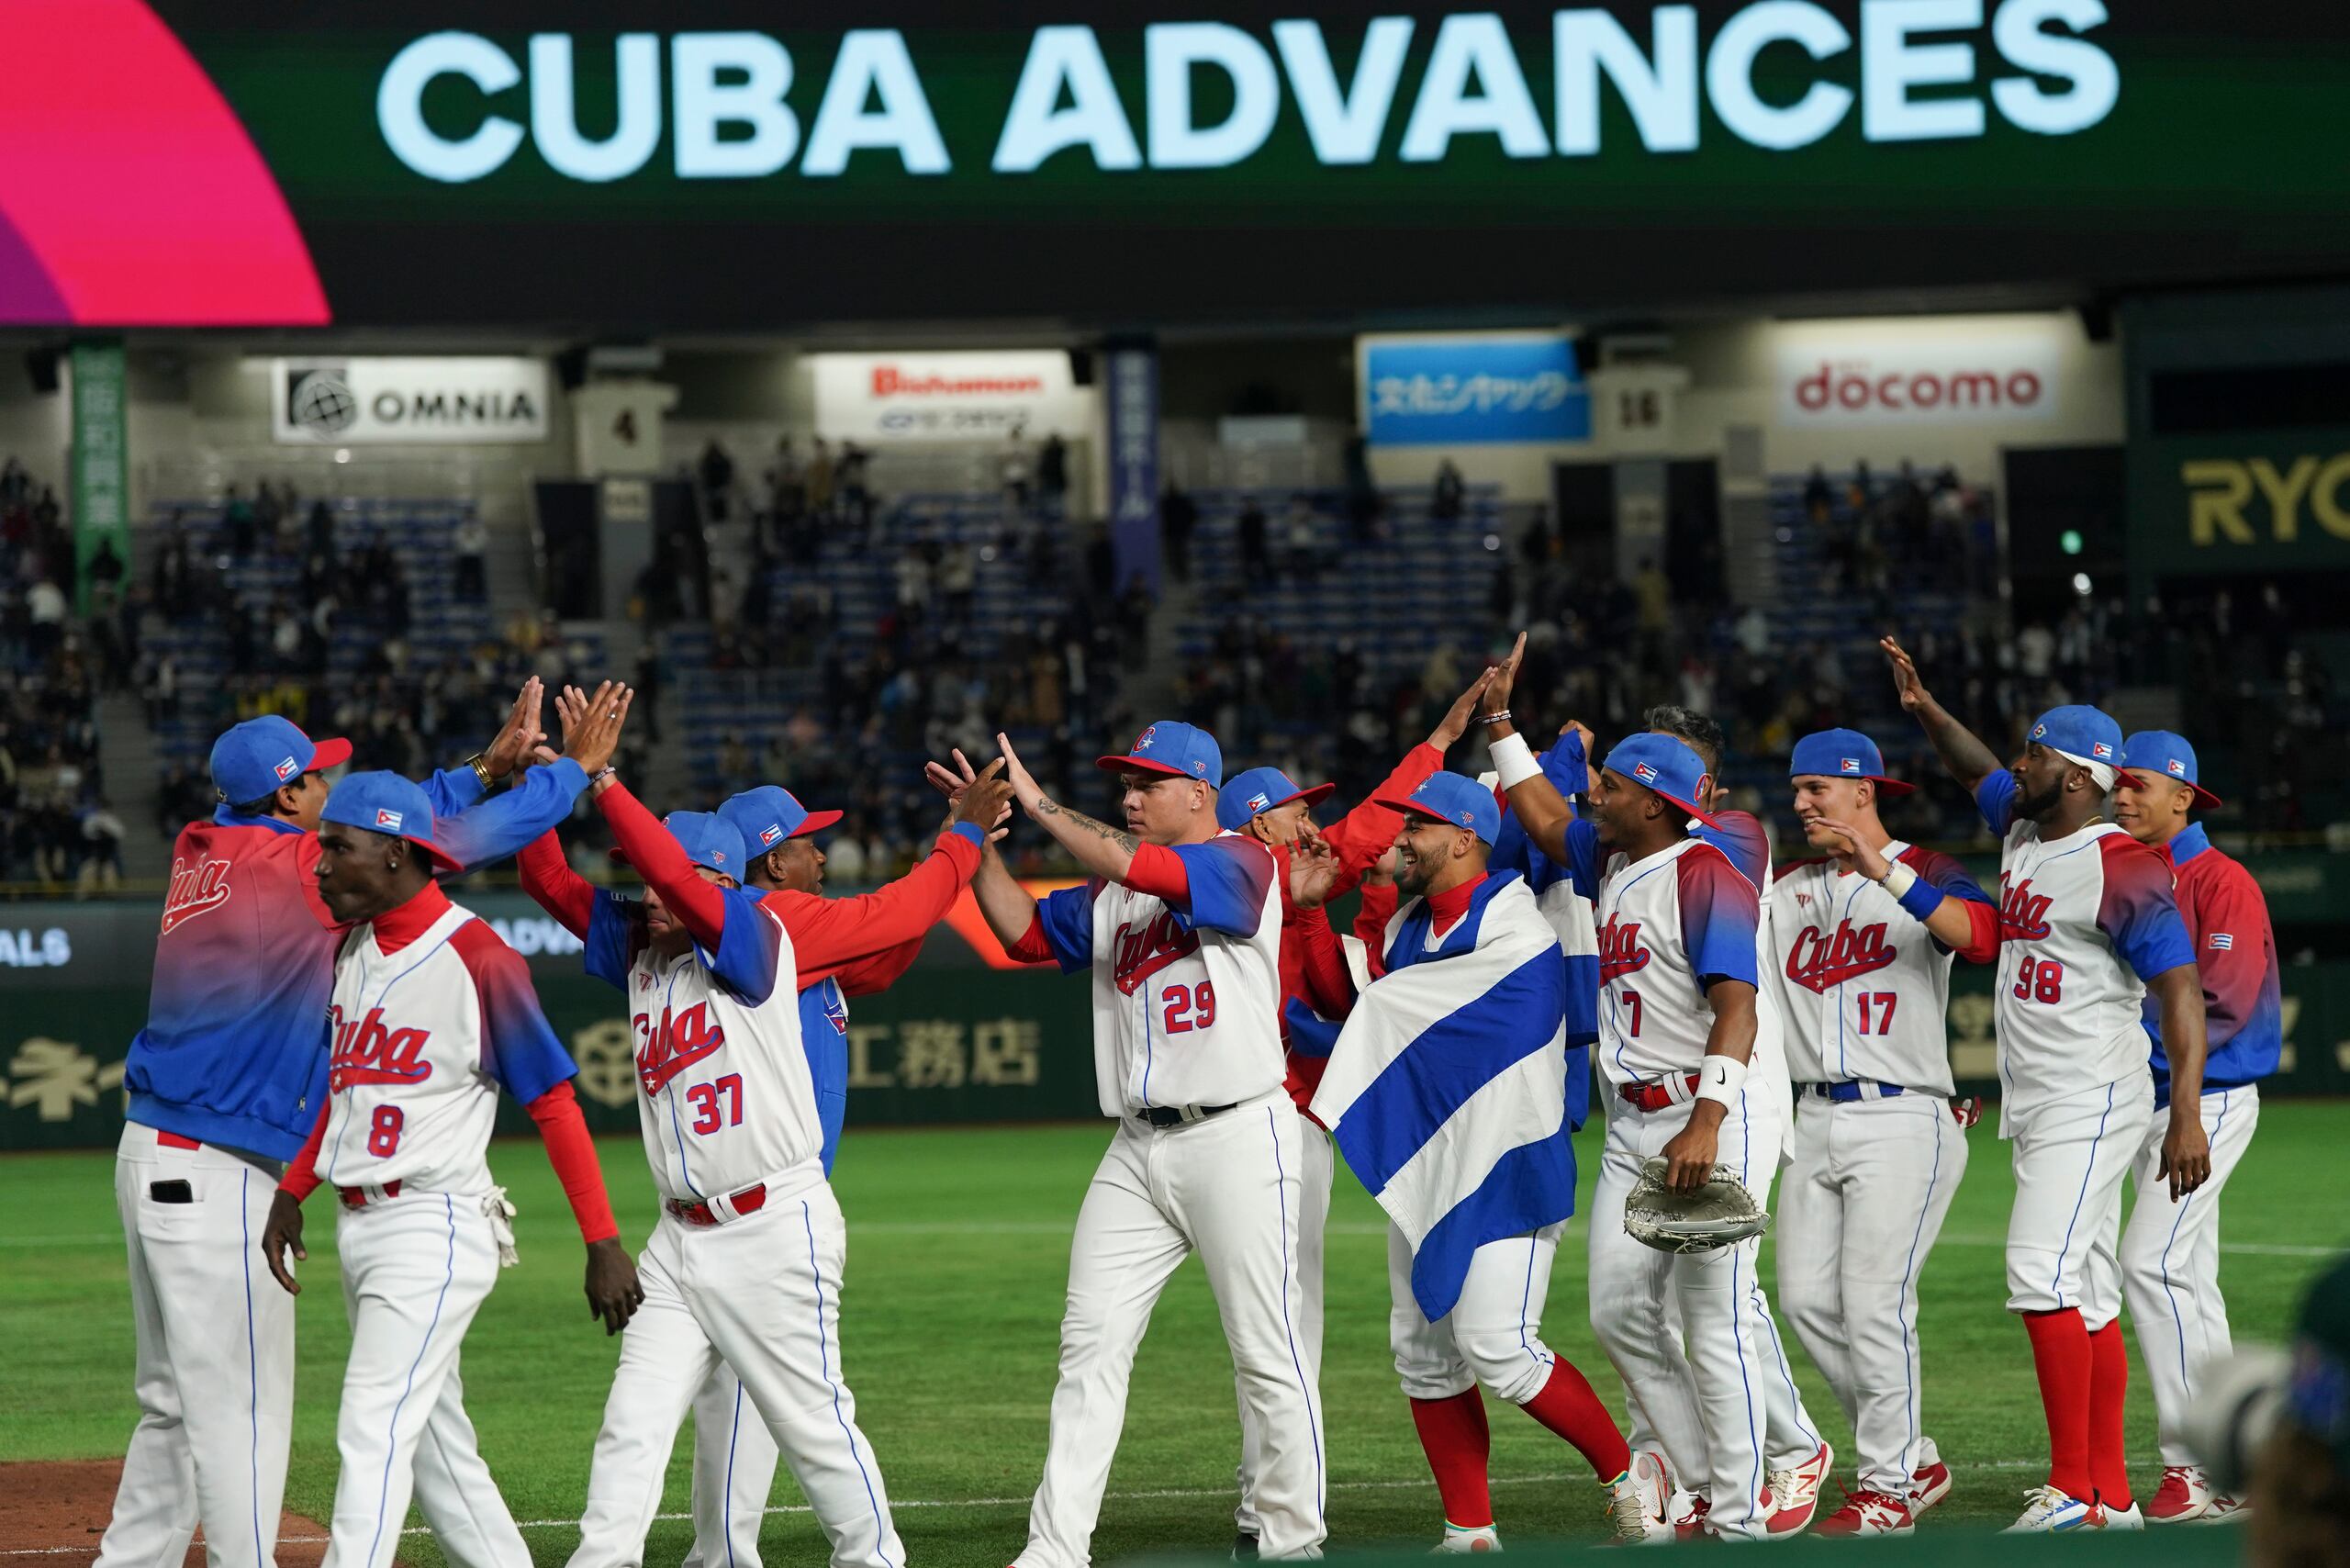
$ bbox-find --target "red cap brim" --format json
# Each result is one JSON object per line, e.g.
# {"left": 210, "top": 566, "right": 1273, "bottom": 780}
{"left": 790, "top": 809, "right": 845, "bottom": 837}
{"left": 415, "top": 837, "right": 463, "bottom": 873}
{"left": 1869, "top": 776, "right": 1918, "bottom": 798}
{"left": 308, "top": 736, "right": 352, "bottom": 771}
{"left": 1096, "top": 755, "right": 1192, "bottom": 779}
{"left": 1295, "top": 782, "right": 1338, "bottom": 810}
{"left": 2189, "top": 782, "right": 2224, "bottom": 810}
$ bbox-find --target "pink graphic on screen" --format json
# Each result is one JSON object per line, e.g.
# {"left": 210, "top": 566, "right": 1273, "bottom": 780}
{"left": 0, "top": 0, "right": 329, "bottom": 325}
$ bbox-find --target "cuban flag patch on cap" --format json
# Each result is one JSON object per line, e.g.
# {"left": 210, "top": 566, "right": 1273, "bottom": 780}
{"left": 2091, "top": 741, "right": 2114, "bottom": 760}
{"left": 1634, "top": 762, "right": 1659, "bottom": 784}
{"left": 2209, "top": 933, "right": 2234, "bottom": 950}
{"left": 2167, "top": 758, "right": 2188, "bottom": 778}
{"left": 274, "top": 756, "right": 299, "bottom": 781}
{"left": 1840, "top": 757, "right": 1862, "bottom": 774}
{"left": 712, "top": 849, "right": 728, "bottom": 864}
{"left": 2032, "top": 722, "right": 2048, "bottom": 739}
{"left": 1248, "top": 792, "right": 1270, "bottom": 812}
{"left": 759, "top": 823, "right": 783, "bottom": 846}
{"left": 375, "top": 808, "right": 404, "bottom": 831}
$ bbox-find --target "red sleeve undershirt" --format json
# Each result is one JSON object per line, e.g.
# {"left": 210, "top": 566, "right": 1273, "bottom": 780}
{"left": 599, "top": 782, "right": 728, "bottom": 949}
{"left": 1353, "top": 880, "right": 1399, "bottom": 963}
{"left": 1122, "top": 842, "right": 1191, "bottom": 902}
{"left": 526, "top": 1081, "right": 619, "bottom": 1244}
{"left": 1953, "top": 899, "right": 1999, "bottom": 965}
{"left": 518, "top": 829, "right": 597, "bottom": 939}
{"left": 279, "top": 1103, "right": 330, "bottom": 1202}
{"left": 1007, "top": 911, "right": 1058, "bottom": 964}
{"left": 1320, "top": 743, "right": 1442, "bottom": 893}
{"left": 1293, "top": 904, "right": 1358, "bottom": 1019}
{"left": 764, "top": 829, "right": 982, "bottom": 985}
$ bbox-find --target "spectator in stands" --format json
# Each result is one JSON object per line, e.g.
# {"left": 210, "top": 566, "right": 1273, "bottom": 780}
{"left": 1162, "top": 480, "right": 1198, "bottom": 581}
{"left": 1343, "top": 432, "right": 1382, "bottom": 543}
{"left": 1282, "top": 495, "right": 1322, "bottom": 586}
{"left": 939, "top": 541, "right": 978, "bottom": 623}
{"left": 896, "top": 543, "right": 935, "bottom": 618}
{"left": 839, "top": 440, "right": 873, "bottom": 532}
{"left": 1431, "top": 457, "right": 1466, "bottom": 521}
{"left": 699, "top": 438, "right": 735, "bottom": 521}
{"left": 222, "top": 484, "right": 257, "bottom": 557}
{"left": 254, "top": 480, "right": 285, "bottom": 550}
{"left": 1237, "top": 496, "right": 1271, "bottom": 581}
{"left": 28, "top": 573, "right": 67, "bottom": 663}
{"left": 77, "top": 797, "right": 124, "bottom": 897}
{"left": 1804, "top": 464, "right": 1834, "bottom": 523}
{"left": 807, "top": 436, "right": 836, "bottom": 520}
{"left": 1038, "top": 431, "right": 1069, "bottom": 518}
{"left": 1000, "top": 426, "right": 1033, "bottom": 515}
{"left": 305, "top": 498, "right": 336, "bottom": 565}
{"left": 454, "top": 511, "right": 489, "bottom": 601}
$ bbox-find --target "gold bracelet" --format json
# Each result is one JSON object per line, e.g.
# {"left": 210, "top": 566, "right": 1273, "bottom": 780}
{"left": 464, "top": 752, "right": 495, "bottom": 790}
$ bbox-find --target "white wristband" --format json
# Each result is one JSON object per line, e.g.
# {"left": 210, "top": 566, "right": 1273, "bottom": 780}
{"left": 1694, "top": 1053, "right": 1750, "bottom": 1109}
{"left": 1489, "top": 732, "right": 1542, "bottom": 790}
{"left": 1878, "top": 859, "right": 1919, "bottom": 899}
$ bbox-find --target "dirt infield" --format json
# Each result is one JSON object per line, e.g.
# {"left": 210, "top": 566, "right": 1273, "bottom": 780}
{"left": 0, "top": 1462, "right": 353, "bottom": 1565}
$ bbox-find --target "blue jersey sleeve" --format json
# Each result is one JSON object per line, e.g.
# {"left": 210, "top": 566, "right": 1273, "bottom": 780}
{"left": 1562, "top": 950, "right": 1600, "bottom": 1047}
{"left": 1695, "top": 812, "right": 1769, "bottom": 893}
{"left": 1975, "top": 771, "right": 2018, "bottom": 836}
{"left": 2098, "top": 836, "right": 2196, "bottom": 982}
{"left": 582, "top": 892, "right": 642, "bottom": 991}
{"left": 1563, "top": 1041, "right": 1592, "bottom": 1134}
{"left": 798, "top": 980, "right": 849, "bottom": 1175}
{"left": 1564, "top": 816, "right": 1604, "bottom": 902}
{"left": 1168, "top": 837, "right": 1276, "bottom": 938}
{"left": 421, "top": 765, "right": 487, "bottom": 817}
{"left": 435, "top": 758, "right": 588, "bottom": 873}
{"left": 453, "top": 922, "right": 576, "bottom": 1106}
{"left": 696, "top": 887, "right": 786, "bottom": 1004}
{"left": 1036, "top": 881, "right": 1101, "bottom": 973}
{"left": 1677, "top": 846, "right": 1761, "bottom": 989}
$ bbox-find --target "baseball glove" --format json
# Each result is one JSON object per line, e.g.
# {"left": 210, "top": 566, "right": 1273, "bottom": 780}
{"left": 1623, "top": 1157, "right": 1771, "bottom": 1254}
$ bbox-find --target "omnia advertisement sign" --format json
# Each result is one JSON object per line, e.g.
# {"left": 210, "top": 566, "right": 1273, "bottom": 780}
{"left": 7, "top": 1, "right": 2350, "bottom": 329}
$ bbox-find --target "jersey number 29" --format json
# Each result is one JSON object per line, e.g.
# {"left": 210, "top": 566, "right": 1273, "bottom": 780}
{"left": 1163, "top": 981, "right": 1216, "bottom": 1034}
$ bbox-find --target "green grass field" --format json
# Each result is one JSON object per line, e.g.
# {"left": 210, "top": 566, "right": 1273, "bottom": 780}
{"left": 6, "top": 1105, "right": 2344, "bottom": 1563}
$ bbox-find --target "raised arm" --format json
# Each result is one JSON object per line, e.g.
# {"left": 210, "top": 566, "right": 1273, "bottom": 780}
{"left": 772, "top": 772, "right": 1012, "bottom": 982}
{"left": 996, "top": 731, "right": 1142, "bottom": 885}
{"left": 1472, "top": 633, "right": 1579, "bottom": 864}
{"left": 1883, "top": 636, "right": 2001, "bottom": 797}
{"left": 517, "top": 830, "right": 596, "bottom": 939}
{"left": 1323, "top": 668, "right": 1494, "bottom": 874}
{"left": 1808, "top": 824, "right": 1999, "bottom": 961}
{"left": 421, "top": 676, "right": 548, "bottom": 817}
{"left": 1288, "top": 835, "right": 1361, "bottom": 1017}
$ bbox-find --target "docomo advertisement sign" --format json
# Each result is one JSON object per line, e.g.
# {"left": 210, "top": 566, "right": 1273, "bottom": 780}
{"left": 270, "top": 357, "right": 551, "bottom": 444}
{"left": 811, "top": 351, "right": 1093, "bottom": 442}
{"left": 1773, "top": 319, "right": 2064, "bottom": 426}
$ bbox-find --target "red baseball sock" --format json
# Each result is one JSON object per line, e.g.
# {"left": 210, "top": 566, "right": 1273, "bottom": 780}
{"left": 2024, "top": 1308, "right": 2094, "bottom": 1502}
{"left": 1410, "top": 1391, "right": 1494, "bottom": 1529}
{"left": 2087, "top": 1319, "right": 2134, "bottom": 1510}
{"left": 1520, "top": 1361, "right": 1634, "bottom": 1482}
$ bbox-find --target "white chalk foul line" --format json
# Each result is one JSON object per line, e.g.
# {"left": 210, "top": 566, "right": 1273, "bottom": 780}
{"left": 0, "top": 1463, "right": 2062, "bottom": 1556}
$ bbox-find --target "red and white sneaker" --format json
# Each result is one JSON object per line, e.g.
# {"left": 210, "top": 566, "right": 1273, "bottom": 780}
{"left": 2145, "top": 1465, "right": 2217, "bottom": 1524}
{"left": 2203, "top": 1495, "right": 2249, "bottom": 1525}
{"left": 1910, "top": 1457, "right": 1953, "bottom": 1516}
{"left": 1673, "top": 1496, "right": 1712, "bottom": 1541}
{"left": 1603, "top": 1452, "right": 1674, "bottom": 1545}
{"left": 1817, "top": 1488, "right": 1917, "bottom": 1539}
{"left": 1766, "top": 1442, "right": 1834, "bottom": 1535}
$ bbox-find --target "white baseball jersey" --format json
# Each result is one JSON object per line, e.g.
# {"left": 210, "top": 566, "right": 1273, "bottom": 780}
{"left": 1975, "top": 774, "right": 2195, "bottom": 1129}
{"left": 1591, "top": 835, "right": 1762, "bottom": 1087}
{"left": 1035, "top": 834, "right": 1284, "bottom": 1117}
{"left": 317, "top": 894, "right": 576, "bottom": 1195}
{"left": 1768, "top": 844, "right": 1995, "bottom": 1094}
{"left": 583, "top": 887, "right": 821, "bottom": 1204}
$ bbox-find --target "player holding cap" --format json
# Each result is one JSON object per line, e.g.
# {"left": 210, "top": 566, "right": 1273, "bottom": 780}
{"left": 1767, "top": 728, "right": 1999, "bottom": 1535}
{"left": 259, "top": 765, "right": 641, "bottom": 1568}
{"left": 1886, "top": 637, "right": 2210, "bottom": 1532}
{"left": 514, "top": 691, "right": 1013, "bottom": 1568}
{"left": 958, "top": 720, "right": 1324, "bottom": 1565}
{"left": 1292, "top": 772, "right": 1641, "bottom": 1551}
{"left": 2113, "top": 732, "right": 2278, "bottom": 1523}
{"left": 95, "top": 681, "right": 588, "bottom": 1568}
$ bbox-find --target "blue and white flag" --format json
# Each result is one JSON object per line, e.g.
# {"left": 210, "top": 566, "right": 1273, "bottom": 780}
{"left": 1309, "top": 872, "right": 1580, "bottom": 1320}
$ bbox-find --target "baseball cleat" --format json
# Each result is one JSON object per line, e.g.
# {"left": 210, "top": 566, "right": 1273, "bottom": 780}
{"left": 2144, "top": 1464, "right": 2216, "bottom": 1524}
{"left": 1603, "top": 1467, "right": 1674, "bottom": 1545}
{"left": 2004, "top": 1485, "right": 2105, "bottom": 1532}
{"left": 1231, "top": 1529, "right": 1260, "bottom": 1560}
{"left": 1816, "top": 1487, "right": 1917, "bottom": 1539}
{"left": 1765, "top": 1441, "right": 1833, "bottom": 1535}
{"left": 1909, "top": 1452, "right": 1953, "bottom": 1516}
{"left": 1433, "top": 1522, "right": 1500, "bottom": 1552}
{"left": 2102, "top": 1501, "right": 2145, "bottom": 1530}
{"left": 1673, "top": 1495, "right": 1712, "bottom": 1540}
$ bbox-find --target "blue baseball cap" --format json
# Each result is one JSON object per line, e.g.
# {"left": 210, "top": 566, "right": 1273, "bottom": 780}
{"left": 1376, "top": 770, "right": 1500, "bottom": 846}
{"left": 613, "top": 810, "right": 747, "bottom": 880}
{"left": 2122, "top": 731, "right": 2222, "bottom": 810}
{"left": 718, "top": 784, "right": 844, "bottom": 856}
{"left": 1215, "top": 767, "right": 1337, "bottom": 832}
{"left": 1601, "top": 733, "right": 1718, "bottom": 826}
{"left": 2028, "top": 705, "right": 2124, "bottom": 773}
{"left": 1789, "top": 728, "right": 1915, "bottom": 798}
{"left": 210, "top": 714, "right": 352, "bottom": 805}
{"left": 319, "top": 770, "right": 460, "bottom": 871}
{"left": 1098, "top": 720, "right": 1223, "bottom": 788}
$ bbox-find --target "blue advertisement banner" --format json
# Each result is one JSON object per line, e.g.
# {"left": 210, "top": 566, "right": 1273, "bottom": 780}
{"left": 1363, "top": 336, "right": 1591, "bottom": 446}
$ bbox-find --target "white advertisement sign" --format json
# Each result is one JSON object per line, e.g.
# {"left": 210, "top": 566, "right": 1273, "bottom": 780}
{"left": 811, "top": 350, "right": 1092, "bottom": 442}
{"left": 1772, "top": 318, "right": 2065, "bottom": 427}
{"left": 272, "top": 357, "right": 551, "bottom": 444}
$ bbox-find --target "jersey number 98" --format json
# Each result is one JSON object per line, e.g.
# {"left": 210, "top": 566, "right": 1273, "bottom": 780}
{"left": 2012, "top": 957, "right": 2065, "bottom": 1004}
{"left": 1163, "top": 981, "right": 1216, "bottom": 1034}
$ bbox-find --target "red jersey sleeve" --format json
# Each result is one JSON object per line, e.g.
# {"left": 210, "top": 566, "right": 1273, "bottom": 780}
{"left": 525, "top": 1081, "right": 619, "bottom": 1245}
{"left": 599, "top": 783, "right": 728, "bottom": 948}
{"left": 518, "top": 829, "right": 597, "bottom": 939}
{"left": 1321, "top": 743, "right": 1440, "bottom": 890}
{"left": 1293, "top": 905, "right": 1359, "bottom": 1019}
{"left": 278, "top": 1103, "right": 330, "bottom": 1201}
{"left": 766, "top": 827, "right": 982, "bottom": 985}
{"left": 833, "top": 935, "right": 926, "bottom": 997}
{"left": 1352, "top": 881, "right": 1398, "bottom": 980}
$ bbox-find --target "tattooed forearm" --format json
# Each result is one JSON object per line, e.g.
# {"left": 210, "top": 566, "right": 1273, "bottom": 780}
{"left": 1033, "top": 796, "right": 1139, "bottom": 854}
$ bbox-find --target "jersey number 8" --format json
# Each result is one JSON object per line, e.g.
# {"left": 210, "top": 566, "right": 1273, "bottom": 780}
{"left": 366, "top": 1104, "right": 404, "bottom": 1158}
{"left": 2012, "top": 957, "right": 2065, "bottom": 1004}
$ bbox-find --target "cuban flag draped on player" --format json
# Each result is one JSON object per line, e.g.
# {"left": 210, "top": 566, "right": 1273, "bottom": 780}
{"left": 1310, "top": 872, "right": 1577, "bottom": 1320}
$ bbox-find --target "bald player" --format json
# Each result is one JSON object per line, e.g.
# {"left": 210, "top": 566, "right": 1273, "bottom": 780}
{"left": 2113, "top": 733, "right": 2278, "bottom": 1524}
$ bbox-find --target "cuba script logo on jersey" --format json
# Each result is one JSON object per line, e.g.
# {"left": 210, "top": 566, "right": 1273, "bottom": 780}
{"left": 1113, "top": 910, "right": 1202, "bottom": 997}
{"left": 1784, "top": 920, "right": 1897, "bottom": 993}
{"left": 161, "top": 856, "right": 234, "bottom": 935}
{"left": 635, "top": 1000, "right": 726, "bottom": 1095}
{"left": 329, "top": 1004, "right": 434, "bottom": 1092}
{"left": 1598, "top": 913, "right": 1651, "bottom": 982}
{"left": 1998, "top": 875, "right": 2055, "bottom": 942}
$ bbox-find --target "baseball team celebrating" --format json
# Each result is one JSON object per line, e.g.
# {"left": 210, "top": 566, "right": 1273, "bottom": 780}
{"left": 94, "top": 617, "right": 2278, "bottom": 1564}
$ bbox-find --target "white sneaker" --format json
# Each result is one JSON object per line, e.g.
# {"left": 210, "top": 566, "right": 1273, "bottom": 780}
{"left": 1433, "top": 1523, "right": 1501, "bottom": 1553}
{"left": 2103, "top": 1502, "right": 2145, "bottom": 1531}
{"left": 1605, "top": 1468, "right": 1674, "bottom": 1545}
{"left": 2005, "top": 1485, "right": 2105, "bottom": 1533}
{"left": 1765, "top": 1442, "right": 1833, "bottom": 1536}
{"left": 2203, "top": 1495, "right": 2249, "bottom": 1525}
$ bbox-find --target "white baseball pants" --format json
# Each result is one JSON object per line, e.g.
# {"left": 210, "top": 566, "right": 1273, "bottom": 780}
{"left": 321, "top": 1190, "right": 527, "bottom": 1568}
{"left": 1588, "top": 1089, "right": 1784, "bottom": 1540}
{"left": 2005, "top": 1075, "right": 2154, "bottom": 1326}
{"left": 1776, "top": 1092, "right": 1970, "bottom": 1495}
{"left": 566, "top": 1182, "right": 902, "bottom": 1568}
{"left": 2122, "top": 1085, "right": 2262, "bottom": 1465}
{"left": 1389, "top": 1222, "right": 1568, "bottom": 1405}
{"left": 1235, "top": 1122, "right": 1333, "bottom": 1541}
{"left": 1016, "top": 1094, "right": 1325, "bottom": 1567}
{"left": 95, "top": 1124, "right": 297, "bottom": 1568}
{"left": 682, "top": 1365, "right": 779, "bottom": 1568}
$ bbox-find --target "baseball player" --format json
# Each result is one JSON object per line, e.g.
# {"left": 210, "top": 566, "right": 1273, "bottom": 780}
{"left": 2113, "top": 732, "right": 2279, "bottom": 1523}
{"left": 258, "top": 768, "right": 641, "bottom": 1568}
{"left": 1886, "top": 638, "right": 2210, "bottom": 1532}
{"left": 960, "top": 721, "right": 1324, "bottom": 1565}
{"left": 513, "top": 695, "right": 1011, "bottom": 1568}
{"left": 95, "top": 682, "right": 587, "bottom": 1568}
{"left": 677, "top": 781, "right": 989, "bottom": 1568}
{"left": 1291, "top": 772, "right": 1645, "bottom": 1551}
{"left": 1767, "top": 728, "right": 2000, "bottom": 1535}
{"left": 1481, "top": 713, "right": 1786, "bottom": 1541}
